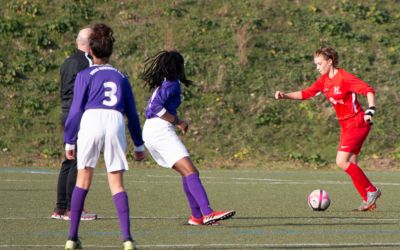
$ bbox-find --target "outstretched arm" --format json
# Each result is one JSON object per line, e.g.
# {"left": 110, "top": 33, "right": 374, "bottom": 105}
{"left": 275, "top": 91, "right": 303, "bottom": 100}
{"left": 276, "top": 77, "right": 324, "bottom": 101}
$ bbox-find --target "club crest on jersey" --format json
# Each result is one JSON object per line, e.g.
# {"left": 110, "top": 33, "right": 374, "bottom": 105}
{"left": 333, "top": 86, "right": 342, "bottom": 95}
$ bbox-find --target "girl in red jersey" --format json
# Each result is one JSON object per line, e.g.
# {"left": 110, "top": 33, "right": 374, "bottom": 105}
{"left": 275, "top": 46, "right": 380, "bottom": 211}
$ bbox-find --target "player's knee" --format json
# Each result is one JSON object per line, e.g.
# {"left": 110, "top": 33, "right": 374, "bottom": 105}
{"left": 336, "top": 159, "right": 348, "bottom": 170}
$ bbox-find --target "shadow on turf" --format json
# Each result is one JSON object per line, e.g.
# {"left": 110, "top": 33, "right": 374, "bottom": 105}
{"left": 234, "top": 216, "right": 386, "bottom": 219}
{"left": 226, "top": 216, "right": 398, "bottom": 227}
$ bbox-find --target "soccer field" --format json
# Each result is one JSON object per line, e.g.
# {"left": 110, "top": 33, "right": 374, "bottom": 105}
{"left": 1, "top": 167, "right": 400, "bottom": 249}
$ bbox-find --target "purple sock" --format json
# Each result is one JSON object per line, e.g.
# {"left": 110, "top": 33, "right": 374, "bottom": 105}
{"left": 182, "top": 176, "right": 202, "bottom": 218}
{"left": 68, "top": 186, "right": 88, "bottom": 241}
{"left": 185, "top": 173, "right": 213, "bottom": 216}
{"left": 113, "top": 192, "right": 132, "bottom": 242}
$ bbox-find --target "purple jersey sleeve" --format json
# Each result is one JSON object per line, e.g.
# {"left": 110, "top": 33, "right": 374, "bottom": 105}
{"left": 123, "top": 79, "right": 144, "bottom": 147}
{"left": 145, "top": 80, "right": 181, "bottom": 119}
{"left": 64, "top": 71, "right": 89, "bottom": 145}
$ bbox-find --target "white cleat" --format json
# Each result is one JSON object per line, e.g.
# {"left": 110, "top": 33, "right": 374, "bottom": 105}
{"left": 65, "top": 239, "right": 82, "bottom": 250}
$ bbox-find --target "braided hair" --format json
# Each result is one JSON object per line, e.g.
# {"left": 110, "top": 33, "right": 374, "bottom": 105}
{"left": 141, "top": 50, "right": 192, "bottom": 91}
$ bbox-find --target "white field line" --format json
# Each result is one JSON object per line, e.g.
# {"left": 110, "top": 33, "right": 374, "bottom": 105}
{"left": 2, "top": 169, "right": 400, "bottom": 186}
{"left": 3, "top": 174, "right": 400, "bottom": 186}
{"left": 145, "top": 174, "right": 400, "bottom": 186}
{"left": 1, "top": 216, "right": 400, "bottom": 222}
{"left": 2, "top": 242, "right": 400, "bottom": 248}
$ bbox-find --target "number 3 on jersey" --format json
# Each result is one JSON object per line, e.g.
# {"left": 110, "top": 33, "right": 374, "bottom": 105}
{"left": 103, "top": 81, "right": 117, "bottom": 106}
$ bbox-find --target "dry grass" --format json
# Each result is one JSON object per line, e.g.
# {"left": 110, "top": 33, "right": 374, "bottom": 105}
{"left": 233, "top": 22, "right": 251, "bottom": 66}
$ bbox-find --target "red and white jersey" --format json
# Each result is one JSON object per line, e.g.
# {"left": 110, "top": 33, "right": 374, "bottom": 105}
{"left": 301, "top": 68, "right": 375, "bottom": 121}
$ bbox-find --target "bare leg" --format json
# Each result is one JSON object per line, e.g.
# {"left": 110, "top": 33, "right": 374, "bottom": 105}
{"left": 108, "top": 170, "right": 125, "bottom": 195}
{"left": 173, "top": 157, "right": 199, "bottom": 176}
{"left": 75, "top": 167, "right": 94, "bottom": 190}
{"left": 336, "top": 151, "right": 353, "bottom": 170}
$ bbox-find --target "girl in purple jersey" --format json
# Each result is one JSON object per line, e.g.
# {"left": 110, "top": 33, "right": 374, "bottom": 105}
{"left": 141, "top": 50, "right": 235, "bottom": 226}
{"left": 64, "top": 23, "right": 142, "bottom": 250}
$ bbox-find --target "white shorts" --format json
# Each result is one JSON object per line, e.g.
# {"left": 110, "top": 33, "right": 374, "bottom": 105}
{"left": 143, "top": 118, "right": 190, "bottom": 168}
{"left": 77, "top": 109, "right": 128, "bottom": 172}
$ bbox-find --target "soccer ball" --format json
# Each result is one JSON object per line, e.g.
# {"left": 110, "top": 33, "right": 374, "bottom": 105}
{"left": 307, "top": 189, "right": 330, "bottom": 211}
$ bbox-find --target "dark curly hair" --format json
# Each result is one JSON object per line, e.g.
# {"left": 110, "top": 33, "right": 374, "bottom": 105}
{"left": 89, "top": 23, "right": 115, "bottom": 59}
{"left": 141, "top": 50, "right": 192, "bottom": 91}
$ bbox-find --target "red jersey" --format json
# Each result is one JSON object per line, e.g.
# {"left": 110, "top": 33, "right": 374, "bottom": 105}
{"left": 301, "top": 68, "right": 375, "bottom": 121}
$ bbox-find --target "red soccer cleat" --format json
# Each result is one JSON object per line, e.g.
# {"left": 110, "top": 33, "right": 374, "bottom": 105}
{"left": 203, "top": 210, "right": 236, "bottom": 225}
{"left": 188, "top": 215, "right": 220, "bottom": 226}
{"left": 188, "top": 216, "right": 203, "bottom": 225}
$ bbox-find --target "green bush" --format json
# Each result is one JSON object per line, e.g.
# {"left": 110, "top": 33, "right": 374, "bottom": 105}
{"left": 314, "top": 16, "right": 352, "bottom": 37}
{"left": 9, "top": 0, "right": 42, "bottom": 17}
{"left": 0, "top": 18, "right": 24, "bottom": 36}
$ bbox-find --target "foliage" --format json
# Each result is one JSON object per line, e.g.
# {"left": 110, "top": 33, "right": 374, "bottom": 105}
{"left": 0, "top": 0, "right": 399, "bottom": 168}
{"left": 289, "top": 152, "right": 328, "bottom": 167}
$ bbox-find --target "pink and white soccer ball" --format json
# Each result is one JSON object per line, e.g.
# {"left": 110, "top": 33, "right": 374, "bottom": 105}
{"left": 307, "top": 189, "right": 330, "bottom": 211}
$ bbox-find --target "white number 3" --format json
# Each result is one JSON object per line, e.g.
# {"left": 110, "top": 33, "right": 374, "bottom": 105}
{"left": 103, "top": 81, "right": 118, "bottom": 106}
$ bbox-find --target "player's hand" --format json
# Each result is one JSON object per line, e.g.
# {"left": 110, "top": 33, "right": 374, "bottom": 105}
{"left": 134, "top": 151, "right": 145, "bottom": 161}
{"left": 65, "top": 149, "right": 75, "bottom": 160}
{"left": 275, "top": 91, "right": 285, "bottom": 100}
{"left": 364, "top": 106, "right": 375, "bottom": 125}
{"left": 176, "top": 120, "right": 189, "bottom": 135}
{"left": 364, "top": 114, "right": 373, "bottom": 125}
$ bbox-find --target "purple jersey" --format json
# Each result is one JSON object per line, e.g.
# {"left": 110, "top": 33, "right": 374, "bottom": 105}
{"left": 64, "top": 65, "right": 144, "bottom": 147}
{"left": 145, "top": 79, "right": 182, "bottom": 119}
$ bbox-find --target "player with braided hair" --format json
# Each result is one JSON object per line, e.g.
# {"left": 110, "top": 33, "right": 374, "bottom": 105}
{"left": 275, "top": 46, "right": 380, "bottom": 212}
{"left": 141, "top": 50, "right": 236, "bottom": 226}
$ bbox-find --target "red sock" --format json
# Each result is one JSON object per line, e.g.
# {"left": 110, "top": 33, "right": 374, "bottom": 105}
{"left": 345, "top": 163, "right": 376, "bottom": 201}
